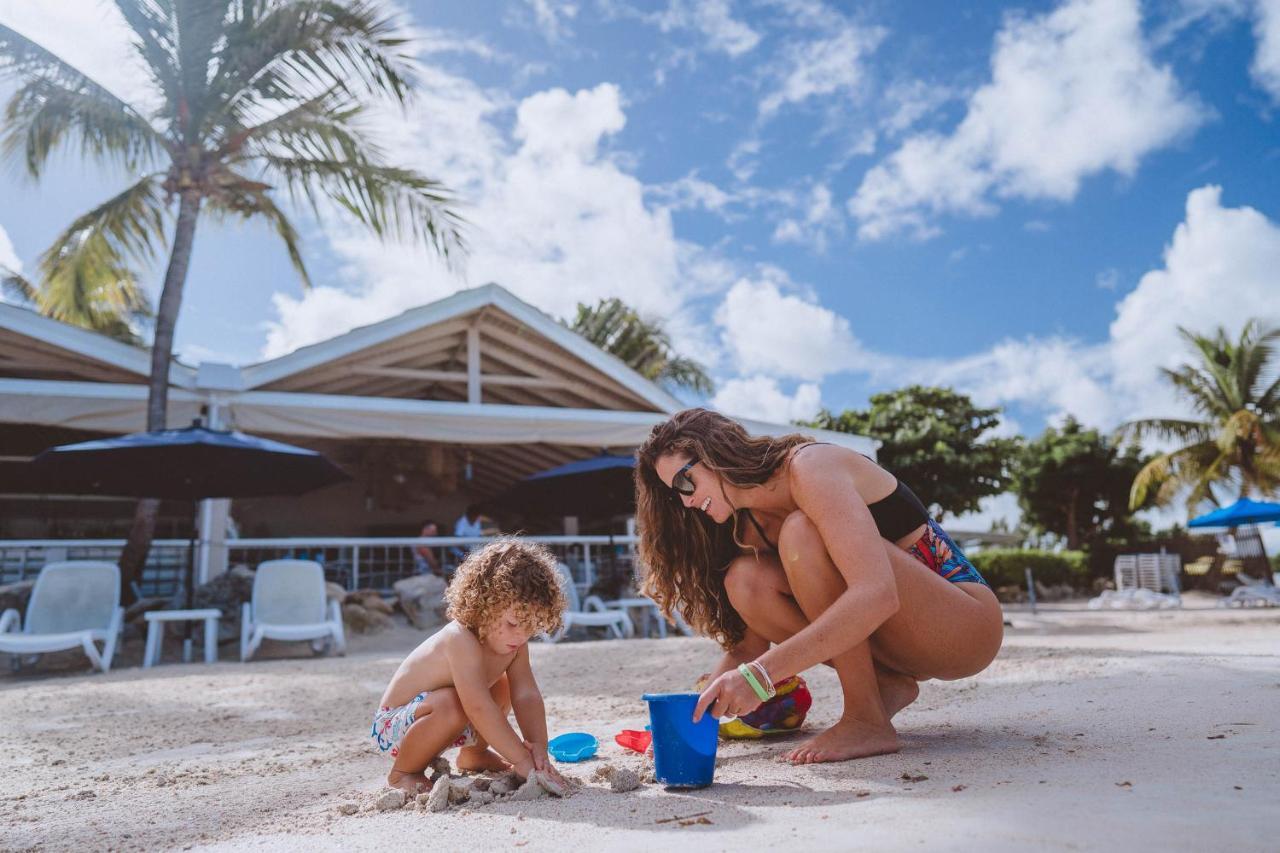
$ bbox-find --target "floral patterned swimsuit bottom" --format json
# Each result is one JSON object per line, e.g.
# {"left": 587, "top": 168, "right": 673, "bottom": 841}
{"left": 371, "top": 691, "right": 476, "bottom": 759}
{"left": 906, "top": 519, "right": 988, "bottom": 586}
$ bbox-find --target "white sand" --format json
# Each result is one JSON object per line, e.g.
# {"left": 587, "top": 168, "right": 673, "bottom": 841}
{"left": 1, "top": 596, "right": 1277, "bottom": 852}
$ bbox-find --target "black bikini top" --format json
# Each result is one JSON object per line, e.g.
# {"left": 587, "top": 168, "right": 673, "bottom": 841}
{"left": 741, "top": 443, "right": 930, "bottom": 548}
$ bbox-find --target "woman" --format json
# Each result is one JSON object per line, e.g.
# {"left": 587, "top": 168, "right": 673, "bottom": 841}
{"left": 635, "top": 408, "right": 1003, "bottom": 764}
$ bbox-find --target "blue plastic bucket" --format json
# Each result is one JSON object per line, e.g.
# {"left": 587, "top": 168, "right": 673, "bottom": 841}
{"left": 642, "top": 692, "right": 718, "bottom": 788}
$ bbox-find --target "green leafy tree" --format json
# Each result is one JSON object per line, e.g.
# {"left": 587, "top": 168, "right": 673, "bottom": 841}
{"left": 1014, "top": 417, "right": 1152, "bottom": 550}
{"left": 569, "top": 297, "right": 713, "bottom": 395}
{"left": 806, "top": 385, "right": 1019, "bottom": 520}
{"left": 1, "top": 1, "right": 464, "bottom": 599}
{"left": 1119, "top": 320, "right": 1280, "bottom": 510}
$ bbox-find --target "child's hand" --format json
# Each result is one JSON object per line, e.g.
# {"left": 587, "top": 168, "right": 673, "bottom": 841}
{"left": 524, "top": 739, "right": 551, "bottom": 772}
{"left": 693, "top": 668, "right": 763, "bottom": 722}
{"left": 513, "top": 755, "right": 536, "bottom": 780}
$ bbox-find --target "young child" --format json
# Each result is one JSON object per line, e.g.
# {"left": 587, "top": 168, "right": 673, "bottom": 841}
{"left": 371, "top": 538, "right": 569, "bottom": 793}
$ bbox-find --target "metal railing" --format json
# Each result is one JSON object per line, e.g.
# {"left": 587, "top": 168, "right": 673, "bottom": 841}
{"left": 0, "top": 535, "right": 640, "bottom": 598}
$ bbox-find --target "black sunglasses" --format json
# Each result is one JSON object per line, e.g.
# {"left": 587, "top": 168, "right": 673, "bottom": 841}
{"left": 670, "top": 459, "right": 700, "bottom": 497}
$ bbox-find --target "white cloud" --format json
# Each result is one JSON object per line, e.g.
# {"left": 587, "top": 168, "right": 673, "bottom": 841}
{"left": 1252, "top": 0, "right": 1280, "bottom": 101}
{"left": 519, "top": 0, "right": 579, "bottom": 42}
{"left": 714, "top": 272, "right": 873, "bottom": 381}
{"left": 712, "top": 375, "right": 822, "bottom": 423}
{"left": 771, "top": 183, "right": 842, "bottom": 251}
{"left": 0, "top": 223, "right": 20, "bottom": 273}
{"left": 0, "top": 0, "right": 158, "bottom": 112}
{"left": 880, "top": 185, "right": 1280, "bottom": 436}
{"left": 758, "top": 23, "right": 886, "bottom": 118}
{"left": 264, "top": 79, "right": 697, "bottom": 358}
{"left": 1107, "top": 185, "right": 1280, "bottom": 420}
{"left": 880, "top": 79, "right": 958, "bottom": 137}
{"left": 655, "top": 0, "right": 761, "bottom": 57}
{"left": 850, "top": 0, "right": 1204, "bottom": 240}
{"left": 1095, "top": 268, "right": 1120, "bottom": 290}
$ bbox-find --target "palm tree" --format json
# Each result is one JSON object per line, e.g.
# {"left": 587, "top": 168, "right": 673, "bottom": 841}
{"left": 569, "top": 297, "right": 714, "bottom": 395}
{"left": 1120, "top": 320, "right": 1280, "bottom": 511}
{"left": 1, "top": 1, "right": 464, "bottom": 599}
{"left": 1, "top": 264, "right": 152, "bottom": 345}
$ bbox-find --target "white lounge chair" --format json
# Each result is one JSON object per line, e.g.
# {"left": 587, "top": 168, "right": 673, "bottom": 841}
{"left": 543, "top": 563, "right": 634, "bottom": 643}
{"left": 240, "top": 559, "right": 345, "bottom": 661}
{"left": 0, "top": 561, "right": 124, "bottom": 673}
{"left": 1220, "top": 573, "right": 1280, "bottom": 608}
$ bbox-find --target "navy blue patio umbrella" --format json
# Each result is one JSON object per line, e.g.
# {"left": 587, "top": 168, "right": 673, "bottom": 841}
{"left": 497, "top": 452, "right": 636, "bottom": 520}
{"left": 29, "top": 422, "right": 349, "bottom": 609}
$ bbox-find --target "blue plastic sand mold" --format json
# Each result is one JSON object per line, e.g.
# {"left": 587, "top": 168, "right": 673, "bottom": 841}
{"left": 548, "top": 732, "right": 599, "bottom": 762}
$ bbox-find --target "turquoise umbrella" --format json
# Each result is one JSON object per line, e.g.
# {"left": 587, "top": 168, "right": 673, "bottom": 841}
{"left": 1187, "top": 497, "right": 1280, "bottom": 528}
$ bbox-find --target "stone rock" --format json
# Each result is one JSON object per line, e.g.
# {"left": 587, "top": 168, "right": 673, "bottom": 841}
{"left": 325, "top": 583, "right": 348, "bottom": 607}
{"left": 508, "top": 775, "right": 547, "bottom": 802}
{"left": 342, "top": 603, "right": 391, "bottom": 634}
{"left": 489, "top": 773, "right": 519, "bottom": 796}
{"left": 467, "top": 774, "right": 490, "bottom": 792}
{"left": 469, "top": 789, "right": 495, "bottom": 806}
{"left": 427, "top": 775, "right": 451, "bottom": 812}
{"left": 427, "top": 757, "right": 451, "bottom": 782}
{"left": 356, "top": 593, "right": 395, "bottom": 616}
{"left": 607, "top": 768, "right": 639, "bottom": 793}
{"left": 0, "top": 580, "right": 34, "bottom": 616}
{"left": 337, "top": 802, "right": 359, "bottom": 816}
{"left": 374, "top": 789, "right": 406, "bottom": 812}
{"left": 448, "top": 778, "right": 473, "bottom": 805}
{"left": 190, "top": 568, "right": 256, "bottom": 622}
{"left": 393, "top": 574, "right": 447, "bottom": 630}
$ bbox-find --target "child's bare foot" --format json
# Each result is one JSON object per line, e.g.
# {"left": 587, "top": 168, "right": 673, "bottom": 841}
{"left": 780, "top": 717, "right": 900, "bottom": 764}
{"left": 877, "top": 670, "right": 920, "bottom": 719}
{"left": 386, "top": 767, "right": 430, "bottom": 794}
{"left": 456, "top": 746, "right": 512, "bottom": 773}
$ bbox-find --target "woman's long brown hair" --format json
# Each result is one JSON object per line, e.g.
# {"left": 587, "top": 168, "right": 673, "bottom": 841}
{"left": 634, "top": 408, "right": 812, "bottom": 649}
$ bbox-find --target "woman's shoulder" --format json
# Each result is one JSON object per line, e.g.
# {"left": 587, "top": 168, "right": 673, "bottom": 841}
{"left": 785, "top": 443, "right": 887, "bottom": 499}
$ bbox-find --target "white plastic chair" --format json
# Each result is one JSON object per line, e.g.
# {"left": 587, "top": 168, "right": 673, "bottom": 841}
{"left": 240, "top": 559, "right": 345, "bottom": 661}
{"left": 543, "top": 563, "right": 633, "bottom": 643}
{"left": 0, "top": 561, "right": 124, "bottom": 673}
{"left": 1220, "top": 573, "right": 1280, "bottom": 607}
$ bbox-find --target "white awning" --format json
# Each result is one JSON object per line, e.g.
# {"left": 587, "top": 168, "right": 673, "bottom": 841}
{"left": 0, "top": 379, "right": 878, "bottom": 456}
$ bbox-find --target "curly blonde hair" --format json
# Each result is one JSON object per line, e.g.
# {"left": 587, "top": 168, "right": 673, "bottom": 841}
{"left": 635, "top": 408, "right": 812, "bottom": 649}
{"left": 444, "top": 538, "right": 566, "bottom": 638}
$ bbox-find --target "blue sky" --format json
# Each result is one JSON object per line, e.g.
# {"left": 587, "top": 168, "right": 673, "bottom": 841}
{"left": 1, "top": 1, "right": 1279, "bottom": 527}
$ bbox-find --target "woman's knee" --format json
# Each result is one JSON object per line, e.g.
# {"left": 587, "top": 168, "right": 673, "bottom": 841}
{"left": 778, "top": 510, "right": 823, "bottom": 564}
{"left": 724, "top": 555, "right": 785, "bottom": 610}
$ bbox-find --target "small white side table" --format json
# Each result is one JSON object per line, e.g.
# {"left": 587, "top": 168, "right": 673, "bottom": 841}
{"left": 143, "top": 608, "right": 221, "bottom": 667}
{"left": 604, "top": 597, "right": 667, "bottom": 638}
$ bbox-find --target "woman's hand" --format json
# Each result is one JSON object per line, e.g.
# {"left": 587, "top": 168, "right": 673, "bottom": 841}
{"left": 693, "top": 668, "right": 763, "bottom": 722}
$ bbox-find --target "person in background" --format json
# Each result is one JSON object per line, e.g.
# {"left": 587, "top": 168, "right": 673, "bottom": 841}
{"left": 414, "top": 519, "right": 442, "bottom": 577}
{"left": 451, "top": 504, "right": 485, "bottom": 564}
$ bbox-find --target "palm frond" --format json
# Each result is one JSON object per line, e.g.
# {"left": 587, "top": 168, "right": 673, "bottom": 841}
{"left": 261, "top": 154, "right": 464, "bottom": 259}
{"left": 1, "top": 265, "right": 39, "bottom": 304}
{"left": 204, "top": 174, "right": 312, "bottom": 287}
{"left": 2, "top": 76, "right": 163, "bottom": 176}
{"left": 39, "top": 175, "right": 169, "bottom": 284}
{"left": 1116, "top": 417, "right": 1211, "bottom": 445}
{"left": 206, "top": 0, "right": 416, "bottom": 133}
{"left": 110, "top": 0, "right": 184, "bottom": 128}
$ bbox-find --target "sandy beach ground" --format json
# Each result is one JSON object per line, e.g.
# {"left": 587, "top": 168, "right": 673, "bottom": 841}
{"left": 2, "top": 596, "right": 1277, "bottom": 852}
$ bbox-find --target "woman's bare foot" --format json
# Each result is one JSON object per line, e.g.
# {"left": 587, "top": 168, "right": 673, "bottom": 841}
{"left": 456, "top": 746, "right": 512, "bottom": 773}
{"left": 877, "top": 669, "right": 920, "bottom": 719}
{"left": 386, "top": 768, "right": 430, "bottom": 794}
{"left": 780, "top": 717, "right": 900, "bottom": 764}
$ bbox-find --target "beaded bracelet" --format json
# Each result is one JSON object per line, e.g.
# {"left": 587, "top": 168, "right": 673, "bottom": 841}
{"left": 749, "top": 659, "right": 777, "bottom": 699}
{"left": 737, "top": 663, "right": 770, "bottom": 702}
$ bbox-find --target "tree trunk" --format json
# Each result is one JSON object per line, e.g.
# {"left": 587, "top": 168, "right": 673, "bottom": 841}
{"left": 117, "top": 192, "right": 203, "bottom": 603}
{"left": 1065, "top": 490, "right": 1079, "bottom": 550}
